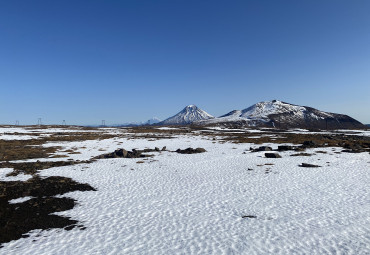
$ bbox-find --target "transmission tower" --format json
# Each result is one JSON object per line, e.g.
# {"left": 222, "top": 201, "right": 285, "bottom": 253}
{"left": 15, "top": 120, "right": 19, "bottom": 126}
{"left": 62, "top": 120, "right": 66, "bottom": 126}
{"left": 102, "top": 120, "right": 106, "bottom": 127}
{"left": 37, "top": 118, "right": 42, "bottom": 126}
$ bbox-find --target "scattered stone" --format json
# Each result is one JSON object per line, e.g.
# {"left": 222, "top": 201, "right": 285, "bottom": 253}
{"left": 154, "top": 147, "right": 160, "bottom": 151}
{"left": 299, "top": 163, "right": 321, "bottom": 168}
{"left": 265, "top": 153, "right": 282, "bottom": 158}
{"left": 242, "top": 215, "right": 257, "bottom": 219}
{"left": 291, "top": 153, "right": 313, "bottom": 157}
{"left": 115, "top": 149, "right": 128, "bottom": 157}
{"left": 257, "top": 146, "right": 272, "bottom": 152}
{"left": 302, "top": 141, "right": 317, "bottom": 148}
{"left": 341, "top": 147, "right": 364, "bottom": 153}
{"left": 97, "top": 148, "right": 155, "bottom": 159}
{"left": 278, "top": 145, "right": 294, "bottom": 151}
{"left": 176, "top": 148, "right": 206, "bottom": 154}
{"left": 162, "top": 146, "right": 167, "bottom": 151}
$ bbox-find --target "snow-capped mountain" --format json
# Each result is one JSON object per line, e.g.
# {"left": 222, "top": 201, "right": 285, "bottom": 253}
{"left": 160, "top": 105, "right": 214, "bottom": 125}
{"left": 200, "top": 100, "right": 365, "bottom": 129}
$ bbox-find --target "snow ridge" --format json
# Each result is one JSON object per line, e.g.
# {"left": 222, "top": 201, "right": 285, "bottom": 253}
{"left": 200, "top": 100, "right": 340, "bottom": 126}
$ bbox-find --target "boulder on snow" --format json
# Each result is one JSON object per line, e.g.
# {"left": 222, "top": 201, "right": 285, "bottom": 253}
{"left": 299, "top": 163, "right": 321, "bottom": 168}
{"left": 251, "top": 146, "right": 272, "bottom": 152}
{"left": 278, "top": 145, "right": 294, "bottom": 151}
{"left": 176, "top": 148, "right": 206, "bottom": 154}
{"left": 265, "top": 153, "right": 282, "bottom": 158}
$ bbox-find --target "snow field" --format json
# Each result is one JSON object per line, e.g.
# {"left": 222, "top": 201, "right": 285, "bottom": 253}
{"left": 1, "top": 132, "right": 370, "bottom": 254}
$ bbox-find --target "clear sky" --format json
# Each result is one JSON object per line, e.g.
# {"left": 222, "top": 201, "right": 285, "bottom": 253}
{"left": 1, "top": 0, "right": 369, "bottom": 125}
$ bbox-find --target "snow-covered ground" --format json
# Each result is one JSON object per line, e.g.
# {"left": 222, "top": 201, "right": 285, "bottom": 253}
{"left": 0, "top": 126, "right": 103, "bottom": 140}
{"left": 1, "top": 127, "right": 370, "bottom": 254}
{"left": 0, "top": 168, "right": 32, "bottom": 182}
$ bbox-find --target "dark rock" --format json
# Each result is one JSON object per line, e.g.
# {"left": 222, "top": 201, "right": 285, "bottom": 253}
{"left": 258, "top": 146, "right": 272, "bottom": 151}
{"left": 299, "top": 163, "right": 321, "bottom": 168}
{"left": 98, "top": 148, "right": 148, "bottom": 159}
{"left": 251, "top": 146, "right": 273, "bottom": 152}
{"left": 341, "top": 149, "right": 363, "bottom": 153}
{"left": 155, "top": 147, "right": 160, "bottom": 151}
{"left": 265, "top": 153, "right": 282, "bottom": 158}
{"left": 195, "top": 148, "right": 206, "bottom": 153}
{"left": 291, "top": 153, "right": 313, "bottom": 157}
{"left": 162, "top": 146, "right": 167, "bottom": 151}
{"left": 114, "top": 149, "right": 127, "bottom": 158}
{"left": 176, "top": 147, "right": 207, "bottom": 154}
{"left": 242, "top": 215, "right": 257, "bottom": 219}
{"left": 302, "top": 141, "right": 317, "bottom": 148}
{"left": 278, "top": 145, "right": 294, "bottom": 151}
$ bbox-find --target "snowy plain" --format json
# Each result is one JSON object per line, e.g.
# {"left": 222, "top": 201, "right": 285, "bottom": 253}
{"left": 1, "top": 127, "right": 370, "bottom": 254}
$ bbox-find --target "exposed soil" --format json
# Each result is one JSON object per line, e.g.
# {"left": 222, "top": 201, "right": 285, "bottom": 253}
{"left": 0, "top": 160, "right": 93, "bottom": 176}
{"left": 0, "top": 131, "right": 115, "bottom": 162}
{"left": 0, "top": 176, "right": 96, "bottom": 247}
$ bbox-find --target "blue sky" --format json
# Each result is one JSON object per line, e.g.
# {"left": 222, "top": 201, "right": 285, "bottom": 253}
{"left": 1, "top": 0, "right": 369, "bottom": 125}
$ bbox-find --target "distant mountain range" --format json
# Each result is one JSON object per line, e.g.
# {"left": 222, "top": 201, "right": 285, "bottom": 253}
{"left": 109, "top": 117, "right": 162, "bottom": 127}
{"left": 158, "top": 100, "right": 365, "bottom": 129}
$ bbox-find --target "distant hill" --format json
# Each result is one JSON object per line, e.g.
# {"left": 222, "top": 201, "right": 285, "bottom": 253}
{"left": 197, "top": 100, "right": 365, "bottom": 129}
{"left": 145, "top": 117, "right": 162, "bottom": 125}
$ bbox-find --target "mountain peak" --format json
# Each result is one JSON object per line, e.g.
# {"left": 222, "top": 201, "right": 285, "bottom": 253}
{"left": 160, "top": 105, "right": 214, "bottom": 125}
{"left": 201, "top": 100, "right": 364, "bottom": 129}
{"left": 184, "top": 105, "right": 198, "bottom": 111}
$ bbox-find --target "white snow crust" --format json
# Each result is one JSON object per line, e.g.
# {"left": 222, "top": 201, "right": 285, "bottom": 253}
{"left": 0, "top": 168, "right": 32, "bottom": 182}
{"left": 1, "top": 127, "right": 369, "bottom": 254}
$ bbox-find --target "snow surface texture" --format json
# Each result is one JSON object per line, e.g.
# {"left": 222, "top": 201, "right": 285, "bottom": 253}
{"left": 0, "top": 168, "right": 32, "bottom": 182}
{"left": 1, "top": 128, "right": 370, "bottom": 254}
{"left": 9, "top": 196, "right": 34, "bottom": 204}
{"left": 161, "top": 105, "right": 214, "bottom": 125}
